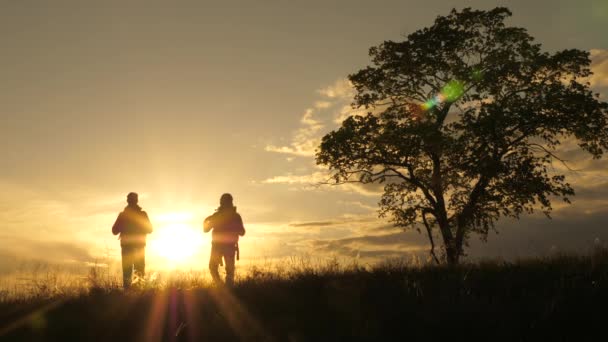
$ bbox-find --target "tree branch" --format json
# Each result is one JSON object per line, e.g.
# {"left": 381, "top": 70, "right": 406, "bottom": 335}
{"left": 422, "top": 209, "right": 441, "bottom": 264}
{"left": 405, "top": 165, "right": 438, "bottom": 207}
{"left": 529, "top": 143, "right": 580, "bottom": 171}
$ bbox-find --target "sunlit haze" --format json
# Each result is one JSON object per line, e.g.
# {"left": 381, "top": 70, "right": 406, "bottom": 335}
{"left": 1, "top": 0, "right": 607, "bottom": 274}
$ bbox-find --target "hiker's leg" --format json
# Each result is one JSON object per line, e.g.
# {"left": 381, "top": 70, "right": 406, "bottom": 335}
{"left": 134, "top": 246, "right": 146, "bottom": 279}
{"left": 121, "top": 247, "right": 134, "bottom": 289}
{"left": 208, "top": 244, "right": 222, "bottom": 284}
{"left": 224, "top": 247, "right": 236, "bottom": 287}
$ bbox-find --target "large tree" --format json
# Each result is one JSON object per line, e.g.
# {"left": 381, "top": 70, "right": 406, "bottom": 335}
{"left": 316, "top": 7, "right": 608, "bottom": 264}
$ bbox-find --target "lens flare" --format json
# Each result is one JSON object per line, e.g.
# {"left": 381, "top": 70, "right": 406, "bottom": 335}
{"left": 471, "top": 67, "right": 484, "bottom": 82}
{"left": 420, "top": 80, "right": 464, "bottom": 111}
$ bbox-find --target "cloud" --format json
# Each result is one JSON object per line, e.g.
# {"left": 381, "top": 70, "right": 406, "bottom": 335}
{"left": 265, "top": 109, "right": 324, "bottom": 157}
{"left": 571, "top": 182, "right": 608, "bottom": 201}
{"left": 243, "top": 191, "right": 608, "bottom": 264}
{"left": 299, "top": 201, "right": 608, "bottom": 263}
{"left": 467, "top": 207, "right": 608, "bottom": 260}
{"left": 290, "top": 221, "right": 337, "bottom": 228}
{"left": 236, "top": 213, "right": 407, "bottom": 263}
{"left": 333, "top": 103, "right": 375, "bottom": 124}
{"left": 262, "top": 171, "right": 384, "bottom": 197}
{"left": 340, "top": 183, "right": 384, "bottom": 197}
{"left": 316, "top": 79, "right": 374, "bottom": 124}
{"left": 250, "top": 178, "right": 608, "bottom": 264}
{"left": 0, "top": 180, "right": 130, "bottom": 271}
{"left": 308, "top": 231, "right": 429, "bottom": 261}
{"left": 0, "top": 235, "right": 96, "bottom": 273}
{"left": 261, "top": 171, "right": 329, "bottom": 185}
{"left": 317, "top": 79, "right": 355, "bottom": 99}
{"left": 262, "top": 77, "right": 386, "bottom": 200}
{"left": 265, "top": 78, "right": 357, "bottom": 158}
{"left": 312, "top": 232, "right": 422, "bottom": 248}
{"left": 589, "top": 49, "right": 608, "bottom": 88}
{"left": 288, "top": 214, "right": 380, "bottom": 229}
{"left": 336, "top": 200, "right": 377, "bottom": 212}
{"left": 264, "top": 144, "right": 318, "bottom": 157}
{"left": 314, "top": 101, "right": 332, "bottom": 109}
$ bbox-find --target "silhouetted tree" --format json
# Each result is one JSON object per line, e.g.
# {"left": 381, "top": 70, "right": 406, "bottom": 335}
{"left": 316, "top": 7, "right": 608, "bottom": 264}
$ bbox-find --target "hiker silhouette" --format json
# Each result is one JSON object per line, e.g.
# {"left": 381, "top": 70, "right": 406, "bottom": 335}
{"left": 203, "top": 193, "right": 246, "bottom": 286}
{"left": 112, "top": 192, "right": 153, "bottom": 289}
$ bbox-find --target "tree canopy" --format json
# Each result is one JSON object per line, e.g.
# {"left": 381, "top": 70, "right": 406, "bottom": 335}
{"left": 316, "top": 7, "right": 608, "bottom": 264}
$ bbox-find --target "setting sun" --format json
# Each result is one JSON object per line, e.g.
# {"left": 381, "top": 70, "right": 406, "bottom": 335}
{"left": 147, "top": 212, "right": 205, "bottom": 267}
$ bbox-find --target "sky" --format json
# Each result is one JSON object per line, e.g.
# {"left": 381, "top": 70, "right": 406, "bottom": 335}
{"left": 1, "top": 0, "right": 607, "bottom": 273}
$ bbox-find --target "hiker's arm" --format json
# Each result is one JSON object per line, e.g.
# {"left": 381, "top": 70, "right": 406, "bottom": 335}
{"left": 142, "top": 212, "right": 153, "bottom": 234}
{"left": 237, "top": 214, "right": 245, "bottom": 236}
{"left": 112, "top": 213, "right": 123, "bottom": 235}
{"left": 203, "top": 215, "right": 214, "bottom": 233}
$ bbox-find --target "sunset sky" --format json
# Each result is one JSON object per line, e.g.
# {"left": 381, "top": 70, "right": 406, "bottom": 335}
{"left": 1, "top": 0, "right": 607, "bottom": 272}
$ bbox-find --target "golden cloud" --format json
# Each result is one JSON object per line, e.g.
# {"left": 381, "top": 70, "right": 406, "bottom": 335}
{"left": 589, "top": 49, "right": 608, "bottom": 88}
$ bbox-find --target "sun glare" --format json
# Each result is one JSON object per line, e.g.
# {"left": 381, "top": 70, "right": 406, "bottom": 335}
{"left": 148, "top": 212, "right": 205, "bottom": 267}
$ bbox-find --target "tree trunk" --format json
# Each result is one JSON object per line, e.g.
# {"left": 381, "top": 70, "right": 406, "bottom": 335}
{"left": 436, "top": 217, "right": 461, "bottom": 265}
{"left": 445, "top": 243, "right": 460, "bottom": 265}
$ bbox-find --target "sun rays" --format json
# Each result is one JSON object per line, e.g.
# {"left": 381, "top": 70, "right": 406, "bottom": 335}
{"left": 138, "top": 287, "right": 269, "bottom": 341}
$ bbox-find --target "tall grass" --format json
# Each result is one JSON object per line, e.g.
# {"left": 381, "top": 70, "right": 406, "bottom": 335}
{"left": 1, "top": 248, "right": 607, "bottom": 340}
{"left": 2, "top": 246, "right": 608, "bottom": 302}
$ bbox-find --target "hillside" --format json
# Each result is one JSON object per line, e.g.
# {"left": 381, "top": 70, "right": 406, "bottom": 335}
{"left": 1, "top": 251, "right": 607, "bottom": 341}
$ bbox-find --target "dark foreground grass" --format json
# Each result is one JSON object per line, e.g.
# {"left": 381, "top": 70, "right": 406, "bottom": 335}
{"left": 1, "top": 251, "right": 608, "bottom": 341}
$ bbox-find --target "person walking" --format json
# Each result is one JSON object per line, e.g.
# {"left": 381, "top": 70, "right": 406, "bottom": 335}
{"left": 112, "top": 192, "right": 153, "bottom": 289}
{"left": 203, "top": 193, "right": 246, "bottom": 287}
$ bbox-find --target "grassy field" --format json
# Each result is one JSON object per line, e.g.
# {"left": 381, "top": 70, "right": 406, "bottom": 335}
{"left": 1, "top": 250, "right": 607, "bottom": 341}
